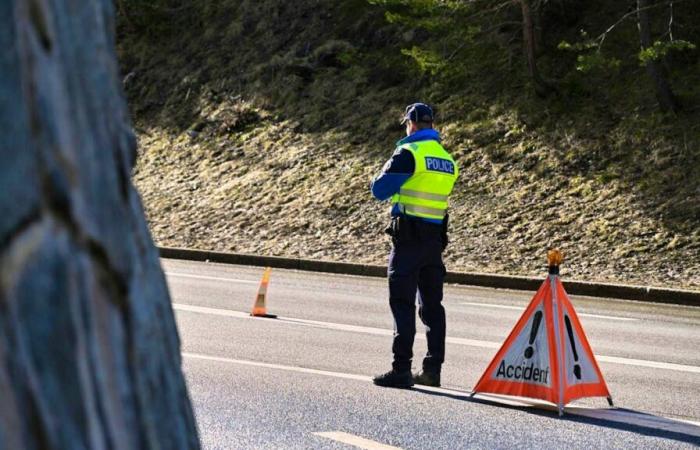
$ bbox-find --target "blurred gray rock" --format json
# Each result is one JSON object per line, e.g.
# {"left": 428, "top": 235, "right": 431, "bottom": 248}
{"left": 0, "top": 0, "right": 199, "bottom": 448}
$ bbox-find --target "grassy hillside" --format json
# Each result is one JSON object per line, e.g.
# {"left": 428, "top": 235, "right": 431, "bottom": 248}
{"left": 118, "top": 0, "right": 700, "bottom": 289}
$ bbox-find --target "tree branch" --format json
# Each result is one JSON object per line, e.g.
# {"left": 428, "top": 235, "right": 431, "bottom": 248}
{"left": 668, "top": 0, "right": 674, "bottom": 41}
{"left": 597, "top": 0, "right": 691, "bottom": 51}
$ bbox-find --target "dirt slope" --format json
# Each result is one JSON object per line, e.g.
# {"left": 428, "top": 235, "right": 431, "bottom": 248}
{"left": 121, "top": 0, "right": 700, "bottom": 289}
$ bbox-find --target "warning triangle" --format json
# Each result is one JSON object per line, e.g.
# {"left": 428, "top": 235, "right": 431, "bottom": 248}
{"left": 473, "top": 272, "right": 612, "bottom": 414}
{"left": 555, "top": 278, "right": 611, "bottom": 405}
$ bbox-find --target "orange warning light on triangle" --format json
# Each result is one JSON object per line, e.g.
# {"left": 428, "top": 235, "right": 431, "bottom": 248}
{"left": 251, "top": 267, "right": 277, "bottom": 319}
{"left": 472, "top": 251, "right": 612, "bottom": 415}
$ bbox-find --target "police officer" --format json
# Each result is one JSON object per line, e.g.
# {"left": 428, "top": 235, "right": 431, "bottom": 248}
{"left": 371, "top": 103, "right": 459, "bottom": 388}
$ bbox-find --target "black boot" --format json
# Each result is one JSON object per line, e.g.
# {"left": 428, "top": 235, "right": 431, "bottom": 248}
{"left": 373, "top": 369, "right": 414, "bottom": 388}
{"left": 413, "top": 370, "right": 440, "bottom": 387}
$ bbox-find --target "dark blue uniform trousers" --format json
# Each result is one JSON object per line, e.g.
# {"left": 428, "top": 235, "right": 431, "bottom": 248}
{"left": 388, "top": 220, "right": 446, "bottom": 374}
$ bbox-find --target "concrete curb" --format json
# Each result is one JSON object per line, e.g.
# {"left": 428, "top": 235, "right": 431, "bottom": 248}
{"left": 158, "top": 247, "right": 700, "bottom": 307}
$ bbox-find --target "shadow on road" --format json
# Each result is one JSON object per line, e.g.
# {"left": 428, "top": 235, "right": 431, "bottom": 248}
{"left": 410, "top": 386, "right": 700, "bottom": 446}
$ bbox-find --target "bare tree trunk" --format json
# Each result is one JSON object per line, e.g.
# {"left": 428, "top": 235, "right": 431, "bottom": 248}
{"left": 637, "top": 0, "right": 679, "bottom": 113}
{"left": 520, "top": 0, "right": 551, "bottom": 96}
{"left": 0, "top": 0, "right": 200, "bottom": 448}
{"left": 533, "top": 0, "right": 543, "bottom": 55}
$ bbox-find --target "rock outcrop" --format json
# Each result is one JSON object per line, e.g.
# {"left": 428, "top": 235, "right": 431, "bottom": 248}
{"left": 0, "top": 0, "right": 199, "bottom": 448}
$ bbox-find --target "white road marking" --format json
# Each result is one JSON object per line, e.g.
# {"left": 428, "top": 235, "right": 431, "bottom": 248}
{"left": 596, "top": 355, "right": 700, "bottom": 373}
{"left": 182, "top": 352, "right": 700, "bottom": 437}
{"left": 165, "top": 273, "right": 638, "bottom": 322}
{"left": 175, "top": 304, "right": 251, "bottom": 319}
{"left": 282, "top": 315, "right": 500, "bottom": 349}
{"left": 313, "top": 432, "right": 402, "bottom": 450}
{"left": 567, "top": 407, "right": 700, "bottom": 436}
{"left": 165, "top": 272, "right": 258, "bottom": 285}
{"left": 421, "top": 389, "right": 700, "bottom": 434}
{"left": 459, "top": 302, "right": 638, "bottom": 322}
{"left": 183, "top": 352, "right": 370, "bottom": 382}
{"left": 173, "top": 304, "right": 498, "bottom": 349}
{"left": 429, "top": 390, "right": 700, "bottom": 436}
{"left": 173, "top": 304, "right": 699, "bottom": 374}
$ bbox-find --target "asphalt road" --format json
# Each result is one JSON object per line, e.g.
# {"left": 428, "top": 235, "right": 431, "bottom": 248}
{"left": 163, "top": 258, "right": 700, "bottom": 449}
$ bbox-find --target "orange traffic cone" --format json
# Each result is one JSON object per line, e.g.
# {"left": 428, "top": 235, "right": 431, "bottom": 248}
{"left": 251, "top": 267, "right": 277, "bottom": 318}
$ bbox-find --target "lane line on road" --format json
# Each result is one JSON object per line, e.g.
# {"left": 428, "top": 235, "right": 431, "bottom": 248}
{"left": 173, "top": 304, "right": 699, "bottom": 374}
{"left": 313, "top": 432, "right": 402, "bottom": 450}
{"left": 182, "top": 352, "right": 700, "bottom": 437}
{"left": 175, "top": 304, "right": 251, "bottom": 319}
{"left": 165, "top": 272, "right": 258, "bottom": 285}
{"left": 567, "top": 407, "right": 700, "bottom": 436}
{"left": 183, "top": 352, "right": 370, "bottom": 382}
{"left": 281, "top": 315, "right": 500, "bottom": 349}
{"left": 595, "top": 355, "right": 700, "bottom": 373}
{"left": 173, "top": 303, "right": 498, "bottom": 349}
{"left": 165, "top": 273, "right": 639, "bottom": 323}
{"left": 167, "top": 272, "right": 639, "bottom": 323}
{"left": 459, "top": 302, "right": 638, "bottom": 322}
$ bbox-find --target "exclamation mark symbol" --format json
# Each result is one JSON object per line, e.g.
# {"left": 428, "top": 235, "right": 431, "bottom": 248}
{"left": 565, "top": 315, "right": 582, "bottom": 380}
{"left": 524, "top": 311, "right": 543, "bottom": 359}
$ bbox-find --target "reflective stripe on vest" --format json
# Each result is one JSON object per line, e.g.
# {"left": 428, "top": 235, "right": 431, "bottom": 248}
{"left": 399, "top": 188, "right": 448, "bottom": 202}
{"left": 390, "top": 140, "right": 458, "bottom": 220}
{"left": 403, "top": 204, "right": 447, "bottom": 217}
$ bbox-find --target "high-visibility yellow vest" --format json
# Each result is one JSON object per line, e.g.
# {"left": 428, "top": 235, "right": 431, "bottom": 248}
{"left": 390, "top": 140, "right": 458, "bottom": 220}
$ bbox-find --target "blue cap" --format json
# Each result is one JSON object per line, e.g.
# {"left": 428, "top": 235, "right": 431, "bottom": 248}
{"left": 401, "top": 103, "right": 434, "bottom": 124}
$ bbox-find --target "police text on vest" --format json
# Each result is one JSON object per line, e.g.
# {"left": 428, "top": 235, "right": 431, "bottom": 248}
{"left": 425, "top": 157, "right": 455, "bottom": 174}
